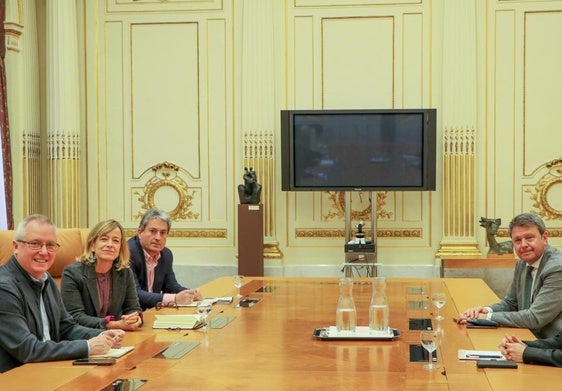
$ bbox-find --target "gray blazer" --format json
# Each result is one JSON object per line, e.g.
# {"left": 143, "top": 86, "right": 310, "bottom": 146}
{"left": 60, "top": 261, "right": 142, "bottom": 329}
{"left": 0, "top": 257, "right": 99, "bottom": 373}
{"left": 489, "top": 244, "right": 562, "bottom": 338}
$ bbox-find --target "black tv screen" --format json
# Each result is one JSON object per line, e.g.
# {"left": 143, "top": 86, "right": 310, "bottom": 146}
{"left": 281, "top": 109, "right": 437, "bottom": 191}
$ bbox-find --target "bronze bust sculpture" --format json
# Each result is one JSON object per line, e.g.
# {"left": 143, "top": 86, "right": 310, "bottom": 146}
{"left": 238, "top": 167, "right": 262, "bottom": 205}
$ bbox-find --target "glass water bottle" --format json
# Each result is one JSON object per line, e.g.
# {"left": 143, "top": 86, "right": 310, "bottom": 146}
{"left": 336, "top": 277, "right": 357, "bottom": 333}
{"left": 369, "top": 276, "right": 389, "bottom": 333}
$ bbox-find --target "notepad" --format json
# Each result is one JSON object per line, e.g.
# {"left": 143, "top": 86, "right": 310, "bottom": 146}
{"left": 152, "top": 314, "right": 204, "bottom": 330}
{"left": 90, "top": 346, "right": 134, "bottom": 359}
{"left": 458, "top": 349, "right": 505, "bottom": 361}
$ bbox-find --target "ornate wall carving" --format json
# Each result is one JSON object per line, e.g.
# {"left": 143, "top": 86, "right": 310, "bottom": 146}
{"left": 295, "top": 228, "right": 421, "bottom": 239}
{"left": 135, "top": 162, "right": 200, "bottom": 221}
{"left": 133, "top": 162, "right": 201, "bottom": 221}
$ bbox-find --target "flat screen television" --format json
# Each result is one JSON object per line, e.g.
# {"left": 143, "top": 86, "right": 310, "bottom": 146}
{"left": 280, "top": 108, "right": 437, "bottom": 191}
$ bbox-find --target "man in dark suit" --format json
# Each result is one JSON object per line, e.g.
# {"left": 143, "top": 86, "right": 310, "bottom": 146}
{"left": 128, "top": 209, "right": 202, "bottom": 310}
{"left": 499, "top": 333, "right": 562, "bottom": 367}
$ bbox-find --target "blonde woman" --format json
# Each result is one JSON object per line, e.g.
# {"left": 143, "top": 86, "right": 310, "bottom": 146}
{"left": 61, "top": 220, "right": 143, "bottom": 331}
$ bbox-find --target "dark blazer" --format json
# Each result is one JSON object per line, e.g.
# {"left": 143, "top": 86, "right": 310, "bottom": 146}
{"left": 0, "top": 257, "right": 99, "bottom": 373}
{"left": 523, "top": 334, "right": 562, "bottom": 367}
{"left": 60, "top": 261, "right": 142, "bottom": 329}
{"left": 127, "top": 236, "right": 187, "bottom": 310}
{"left": 489, "top": 244, "right": 562, "bottom": 338}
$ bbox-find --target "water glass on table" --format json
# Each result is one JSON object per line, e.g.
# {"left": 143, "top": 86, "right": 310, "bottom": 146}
{"left": 431, "top": 292, "right": 446, "bottom": 321}
{"left": 196, "top": 300, "right": 213, "bottom": 331}
{"left": 233, "top": 275, "right": 245, "bottom": 298}
{"left": 420, "top": 329, "right": 440, "bottom": 370}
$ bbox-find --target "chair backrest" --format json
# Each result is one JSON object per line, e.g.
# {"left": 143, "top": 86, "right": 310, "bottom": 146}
{"left": 0, "top": 228, "right": 88, "bottom": 278}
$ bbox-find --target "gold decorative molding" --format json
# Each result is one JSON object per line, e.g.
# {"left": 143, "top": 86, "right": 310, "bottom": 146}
{"left": 377, "top": 229, "right": 421, "bottom": 238}
{"left": 4, "top": 22, "right": 23, "bottom": 52}
{"left": 124, "top": 228, "right": 226, "bottom": 238}
{"left": 437, "top": 126, "right": 478, "bottom": 257}
{"left": 323, "top": 191, "right": 393, "bottom": 221}
{"left": 546, "top": 229, "right": 562, "bottom": 238}
{"left": 235, "top": 244, "right": 282, "bottom": 260}
{"left": 485, "top": 227, "right": 562, "bottom": 246}
{"left": 171, "top": 229, "right": 226, "bottom": 238}
{"left": 22, "top": 132, "right": 40, "bottom": 159}
{"left": 242, "top": 131, "right": 275, "bottom": 237}
{"left": 47, "top": 133, "right": 81, "bottom": 160}
{"left": 296, "top": 229, "right": 345, "bottom": 238}
{"left": 22, "top": 132, "right": 41, "bottom": 215}
{"left": 46, "top": 133, "right": 81, "bottom": 227}
{"left": 495, "top": 229, "right": 509, "bottom": 238}
{"left": 264, "top": 242, "right": 282, "bottom": 259}
{"left": 295, "top": 228, "right": 421, "bottom": 239}
{"left": 529, "top": 158, "right": 562, "bottom": 220}
{"left": 135, "top": 161, "right": 200, "bottom": 221}
{"left": 435, "top": 242, "right": 481, "bottom": 258}
{"left": 496, "top": 228, "right": 562, "bottom": 239}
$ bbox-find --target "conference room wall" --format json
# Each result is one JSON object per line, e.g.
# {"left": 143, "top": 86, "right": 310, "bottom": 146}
{"left": 4, "top": 1, "right": 562, "bottom": 289}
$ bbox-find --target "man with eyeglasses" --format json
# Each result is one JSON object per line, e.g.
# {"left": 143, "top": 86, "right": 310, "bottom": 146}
{"left": 0, "top": 214, "right": 125, "bottom": 373}
{"left": 128, "top": 209, "right": 203, "bottom": 310}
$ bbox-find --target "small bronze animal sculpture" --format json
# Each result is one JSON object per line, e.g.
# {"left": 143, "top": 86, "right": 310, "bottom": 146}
{"left": 479, "top": 217, "right": 513, "bottom": 255}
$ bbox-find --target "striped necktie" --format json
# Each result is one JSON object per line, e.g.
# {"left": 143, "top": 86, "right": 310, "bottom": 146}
{"left": 523, "top": 266, "right": 534, "bottom": 309}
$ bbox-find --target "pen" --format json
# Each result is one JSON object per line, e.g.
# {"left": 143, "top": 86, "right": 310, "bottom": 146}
{"left": 467, "top": 354, "right": 502, "bottom": 359}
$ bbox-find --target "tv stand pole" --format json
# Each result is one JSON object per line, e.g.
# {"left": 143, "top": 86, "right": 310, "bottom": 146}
{"left": 343, "top": 191, "right": 377, "bottom": 278}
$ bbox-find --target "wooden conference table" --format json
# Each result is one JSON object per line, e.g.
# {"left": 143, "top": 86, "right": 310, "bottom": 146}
{"left": 1, "top": 277, "right": 560, "bottom": 390}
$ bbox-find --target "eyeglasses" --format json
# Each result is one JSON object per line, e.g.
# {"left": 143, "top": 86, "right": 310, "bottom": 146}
{"left": 17, "top": 240, "right": 60, "bottom": 253}
{"left": 166, "top": 323, "right": 206, "bottom": 331}
{"left": 155, "top": 301, "right": 178, "bottom": 311}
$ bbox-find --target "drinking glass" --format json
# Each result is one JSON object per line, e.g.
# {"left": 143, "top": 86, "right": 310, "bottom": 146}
{"left": 233, "top": 275, "right": 245, "bottom": 298}
{"left": 434, "top": 326, "right": 444, "bottom": 356}
{"left": 431, "top": 292, "right": 446, "bottom": 321}
{"left": 420, "top": 330, "right": 440, "bottom": 370}
{"left": 196, "top": 300, "right": 213, "bottom": 331}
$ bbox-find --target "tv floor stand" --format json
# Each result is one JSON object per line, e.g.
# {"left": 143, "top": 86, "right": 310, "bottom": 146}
{"left": 342, "top": 191, "right": 378, "bottom": 278}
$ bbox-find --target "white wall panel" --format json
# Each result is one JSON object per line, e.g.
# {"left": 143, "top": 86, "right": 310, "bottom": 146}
{"left": 130, "top": 22, "right": 200, "bottom": 178}
{"left": 524, "top": 11, "right": 562, "bottom": 175}
{"left": 206, "top": 19, "right": 230, "bottom": 222}
{"left": 401, "top": 13, "right": 424, "bottom": 107}
{"left": 491, "top": 10, "right": 517, "bottom": 218}
{"left": 322, "top": 17, "right": 394, "bottom": 109}
{"left": 103, "top": 22, "right": 126, "bottom": 218}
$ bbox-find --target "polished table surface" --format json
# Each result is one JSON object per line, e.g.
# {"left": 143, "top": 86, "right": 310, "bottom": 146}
{"left": 1, "top": 277, "right": 560, "bottom": 390}
{"left": 440, "top": 255, "right": 517, "bottom": 277}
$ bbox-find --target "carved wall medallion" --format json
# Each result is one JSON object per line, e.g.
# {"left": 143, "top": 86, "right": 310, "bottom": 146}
{"left": 529, "top": 159, "right": 562, "bottom": 220}
{"left": 323, "top": 191, "right": 393, "bottom": 221}
{"left": 136, "top": 161, "right": 200, "bottom": 221}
